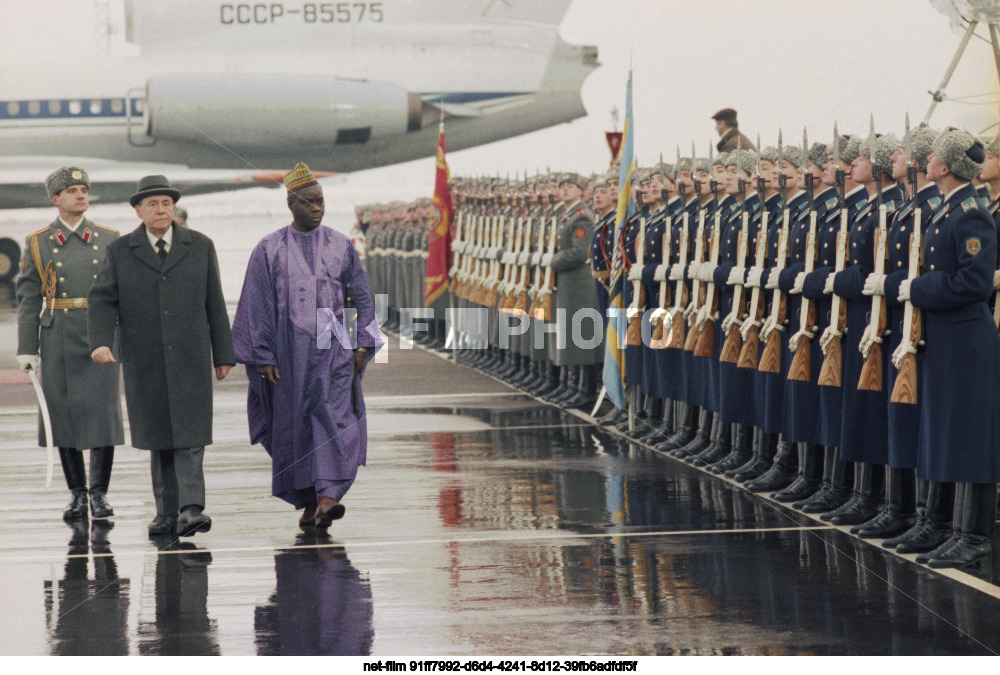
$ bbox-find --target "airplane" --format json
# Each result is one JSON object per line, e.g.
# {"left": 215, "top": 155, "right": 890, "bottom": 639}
{"left": 0, "top": 0, "right": 598, "bottom": 177}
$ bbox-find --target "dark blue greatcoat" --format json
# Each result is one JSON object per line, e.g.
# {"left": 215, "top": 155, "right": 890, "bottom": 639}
{"left": 778, "top": 188, "right": 838, "bottom": 444}
{"left": 882, "top": 184, "right": 941, "bottom": 469}
{"left": 832, "top": 185, "right": 903, "bottom": 464}
{"left": 671, "top": 197, "right": 702, "bottom": 405}
{"left": 698, "top": 196, "right": 739, "bottom": 415}
{"left": 749, "top": 193, "right": 784, "bottom": 430}
{"left": 622, "top": 207, "right": 646, "bottom": 388}
{"left": 591, "top": 209, "right": 616, "bottom": 326}
{"left": 714, "top": 193, "right": 760, "bottom": 425}
{"left": 909, "top": 183, "right": 1000, "bottom": 483}
{"left": 802, "top": 186, "right": 867, "bottom": 447}
{"left": 642, "top": 197, "right": 684, "bottom": 399}
{"left": 687, "top": 197, "right": 716, "bottom": 411}
{"left": 637, "top": 206, "right": 667, "bottom": 396}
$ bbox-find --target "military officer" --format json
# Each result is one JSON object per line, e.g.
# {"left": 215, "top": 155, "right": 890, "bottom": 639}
{"left": 15, "top": 167, "right": 124, "bottom": 522}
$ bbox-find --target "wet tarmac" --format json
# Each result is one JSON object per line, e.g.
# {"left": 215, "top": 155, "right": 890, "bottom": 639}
{"left": 2, "top": 327, "right": 1000, "bottom": 655}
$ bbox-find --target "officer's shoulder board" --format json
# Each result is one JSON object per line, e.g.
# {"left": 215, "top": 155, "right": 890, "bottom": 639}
{"left": 960, "top": 196, "right": 977, "bottom": 213}
{"left": 825, "top": 195, "right": 838, "bottom": 210}
{"left": 928, "top": 196, "right": 942, "bottom": 210}
{"left": 93, "top": 223, "right": 117, "bottom": 234}
{"left": 884, "top": 199, "right": 899, "bottom": 215}
{"left": 28, "top": 226, "right": 49, "bottom": 240}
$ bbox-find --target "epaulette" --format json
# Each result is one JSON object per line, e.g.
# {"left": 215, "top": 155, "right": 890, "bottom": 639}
{"left": 28, "top": 226, "right": 49, "bottom": 238}
{"left": 929, "top": 196, "right": 942, "bottom": 210}
{"left": 960, "top": 196, "right": 977, "bottom": 212}
{"left": 885, "top": 199, "right": 899, "bottom": 214}
{"left": 825, "top": 195, "right": 838, "bottom": 210}
{"left": 93, "top": 223, "right": 117, "bottom": 233}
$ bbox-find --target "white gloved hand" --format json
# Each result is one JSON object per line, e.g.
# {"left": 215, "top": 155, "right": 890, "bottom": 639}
{"left": 726, "top": 266, "right": 746, "bottom": 286}
{"left": 745, "top": 267, "right": 764, "bottom": 288}
{"left": 740, "top": 316, "right": 756, "bottom": 340}
{"left": 530, "top": 253, "right": 542, "bottom": 266}
{"left": 17, "top": 354, "right": 39, "bottom": 373}
{"left": 486, "top": 246, "right": 498, "bottom": 259}
{"left": 699, "top": 262, "right": 718, "bottom": 283}
{"left": 764, "top": 271, "right": 780, "bottom": 290}
{"left": 791, "top": 272, "right": 806, "bottom": 294}
{"left": 696, "top": 303, "right": 710, "bottom": 329}
{"left": 721, "top": 313, "right": 736, "bottom": 334}
{"left": 653, "top": 264, "right": 668, "bottom": 282}
{"left": 862, "top": 273, "right": 886, "bottom": 297}
{"left": 541, "top": 253, "right": 554, "bottom": 267}
{"left": 669, "top": 263, "right": 685, "bottom": 281}
{"left": 683, "top": 301, "right": 697, "bottom": 320}
{"left": 993, "top": 269, "right": 1000, "bottom": 291}
{"left": 823, "top": 272, "right": 835, "bottom": 295}
{"left": 453, "top": 241, "right": 466, "bottom": 254}
{"left": 501, "top": 252, "right": 516, "bottom": 265}
{"left": 858, "top": 325, "right": 873, "bottom": 357}
{"left": 898, "top": 279, "right": 912, "bottom": 303}
{"left": 627, "top": 266, "right": 643, "bottom": 281}
{"left": 517, "top": 252, "right": 529, "bottom": 265}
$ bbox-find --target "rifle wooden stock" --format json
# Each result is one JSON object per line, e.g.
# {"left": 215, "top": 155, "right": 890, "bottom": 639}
{"left": 818, "top": 211, "right": 850, "bottom": 388}
{"left": 649, "top": 287, "right": 672, "bottom": 349}
{"left": 891, "top": 350, "right": 918, "bottom": 404}
{"left": 757, "top": 293, "right": 786, "bottom": 374}
{"left": 720, "top": 322, "right": 743, "bottom": 363}
{"left": 858, "top": 213, "right": 888, "bottom": 391}
{"left": 694, "top": 315, "right": 715, "bottom": 357}
{"left": 858, "top": 302, "right": 886, "bottom": 391}
{"left": 818, "top": 333, "right": 843, "bottom": 388}
{"left": 736, "top": 325, "right": 760, "bottom": 369}
{"left": 512, "top": 289, "right": 529, "bottom": 316}
{"left": 666, "top": 303, "right": 686, "bottom": 349}
{"left": 683, "top": 313, "right": 700, "bottom": 351}
{"left": 891, "top": 231, "right": 923, "bottom": 404}
{"left": 625, "top": 286, "right": 646, "bottom": 346}
{"left": 694, "top": 218, "right": 722, "bottom": 359}
{"left": 787, "top": 301, "right": 816, "bottom": 382}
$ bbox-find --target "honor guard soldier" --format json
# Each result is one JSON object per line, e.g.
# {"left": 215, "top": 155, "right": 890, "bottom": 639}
{"left": 15, "top": 167, "right": 124, "bottom": 522}
{"left": 896, "top": 129, "right": 999, "bottom": 570}
{"left": 825, "top": 132, "right": 904, "bottom": 526}
{"left": 590, "top": 176, "right": 616, "bottom": 326}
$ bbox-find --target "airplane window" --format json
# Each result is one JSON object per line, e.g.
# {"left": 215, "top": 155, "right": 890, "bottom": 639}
{"left": 90, "top": 100, "right": 102, "bottom": 115}
{"left": 134, "top": 100, "right": 144, "bottom": 113}
{"left": 6, "top": 102, "right": 18, "bottom": 116}
{"left": 111, "top": 99, "right": 124, "bottom": 114}
{"left": 69, "top": 100, "right": 82, "bottom": 115}
{"left": 48, "top": 100, "right": 61, "bottom": 115}
{"left": 28, "top": 100, "right": 40, "bottom": 116}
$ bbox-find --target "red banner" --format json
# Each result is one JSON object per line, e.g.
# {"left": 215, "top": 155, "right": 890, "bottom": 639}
{"left": 606, "top": 132, "right": 623, "bottom": 165}
{"left": 425, "top": 124, "right": 453, "bottom": 307}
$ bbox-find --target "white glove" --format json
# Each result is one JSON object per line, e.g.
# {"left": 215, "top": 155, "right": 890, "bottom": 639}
{"left": 823, "top": 273, "right": 835, "bottom": 295}
{"left": 993, "top": 269, "right": 1000, "bottom": 291}
{"left": 898, "top": 279, "right": 912, "bottom": 303}
{"left": 859, "top": 325, "right": 873, "bottom": 357}
{"left": 541, "top": 253, "right": 554, "bottom": 267}
{"left": 486, "top": 246, "right": 498, "bottom": 259}
{"left": 699, "top": 262, "right": 718, "bottom": 283}
{"left": 745, "top": 267, "right": 763, "bottom": 288}
{"left": 696, "top": 304, "right": 710, "bottom": 329}
{"left": 530, "top": 253, "right": 542, "bottom": 266}
{"left": 862, "top": 273, "right": 886, "bottom": 297}
{"left": 683, "top": 301, "right": 697, "bottom": 320}
{"left": 453, "top": 241, "right": 466, "bottom": 254}
{"left": 501, "top": 252, "right": 516, "bottom": 265}
{"left": 653, "top": 264, "right": 668, "bottom": 282}
{"left": 517, "top": 252, "right": 529, "bottom": 265}
{"left": 721, "top": 313, "right": 736, "bottom": 334}
{"left": 17, "top": 354, "right": 39, "bottom": 372}
{"left": 726, "top": 267, "right": 746, "bottom": 286}
{"left": 764, "top": 271, "right": 779, "bottom": 290}
{"left": 819, "top": 326, "right": 836, "bottom": 353}
{"left": 669, "top": 263, "right": 685, "bottom": 281}
{"left": 627, "top": 266, "right": 643, "bottom": 281}
{"left": 791, "top": 272, "right": 806, "bottom": 294}
{"left": 740, "top": 315, "right": 757, "bottom": 340}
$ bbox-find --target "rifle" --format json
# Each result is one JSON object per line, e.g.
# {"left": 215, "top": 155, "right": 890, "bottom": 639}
{"left": 666, "top": 201, "right": 690, "bottom": 349}
{"left": 684, "top": 207, "right": 707, "bottom": 352}
{"left": 858, "top": 115, "right": 888, "bottom": 391}
{"left": 649, "top": 208, "right": 673, "bottom": 349}
{"left": 479, "top": 193, "right": 503, "bottom": 306}
{"left": 529, "top": 210, "right": 559, "bottom": 321}
{"left": 498, "top": 208, "right": 523, "bottom": 312}
{"left": 694, "top": 170, "right": 722, "bottom": 358}
{"left": 736, "top": 139, "right": 769, "bottom": 369}
{"left": 891, "top": 114, "right": 923, "bottom": 404}
{"left": 510, "top": 208, "right": 534, "bottom": 316}
{"left": 625, "top": 211, "right": 647, "bottom": 345}
{"left": 720, "top": 138, "right": 750, "bottom": 364}
{"left": 448, "top": 207, "right": 466, "bottom": 295}
{"left": 757, "top": 131, "right": 791, "bottom": 374}
{"left": 525, "top": 201, "right": 549, "bottom": 316}
{"left": 818, "top": 123, "right": 850, "bottom": 388}
{"left": 788, "top": 128, "right": 818, "bottom": 381}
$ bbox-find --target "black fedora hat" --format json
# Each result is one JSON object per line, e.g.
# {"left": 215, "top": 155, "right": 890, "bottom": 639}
{"left": 129, "top": 175, "right": 181, "bottom": 207}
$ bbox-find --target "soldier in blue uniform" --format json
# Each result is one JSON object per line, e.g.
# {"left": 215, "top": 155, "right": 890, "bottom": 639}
{"left": 823, "top": 133, "right": 904, "bottom": 525}
{"left": 590, "top": 176, "right": 616, "bottom": 325}
{"left": 861, "top": 127, "right": 942, "bottom": 542}
{"left": 896, "top": 129, "right": 999, "bottom": 570}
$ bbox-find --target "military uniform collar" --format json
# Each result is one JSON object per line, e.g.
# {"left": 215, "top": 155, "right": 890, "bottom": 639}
{"left": 764, "top": 193, "right": 782, "bottom": 208}
{"left": 942, "top": 182, "right": 973, "bottom": 204}
{"left": 814, "top": 186, "right": 836, "bottom": 202}
{"left": 785, "top": 189, "right": 808, "bottom": 208}
{"left": 58, "top": 215, "right": 85, "bottom": 233}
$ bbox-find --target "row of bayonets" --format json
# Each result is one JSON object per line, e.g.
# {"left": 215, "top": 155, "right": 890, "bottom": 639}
{"left": 625, "top": 115, "right": 922, "bottom": 404}
{"left": 445, "top": 114, "right": 925, "bottom": 405}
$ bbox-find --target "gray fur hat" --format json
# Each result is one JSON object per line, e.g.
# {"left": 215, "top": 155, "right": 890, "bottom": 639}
{"left": 45, "top": 166, "right": 89, "bottom": 197}
{"left": 559, "top": 172, "right": 587, "bottom": 190}
{"left": 780, "top": 146, "right": 804, "bottom": 169}
{"left": 634, "top": 168, "right": 652, "bottom": 185}
{"left": 713, "top": 151, "right": 729, "bottom": 167}
{"left": 876, "top": 134, "right": 901, "bottom": 172}
{"left": 985, "top": 133, "right": 1000, "bottom": 157}
{"left": 727, "top": 150, "right": 758, "bottom": 176}
{"left": 694, "top": 158, "right": 711, "bottom": 174}
{"left": 807, "top": 142, "right": 828, "bottom": 169}
{"left": 932, "top": 128, "right": 986, "bottom": 181}
{"left": 842, "top": 135, "right": 863, "bottom": 165}
{"left": 652, "top": 163, "right": 674, "bottom": 180}
{"left": 759, "top": 146, "right": 779, "bottom": 164}
{"left": 676, "top": 157, "right": 693, "bottom": 173}
{"left": 910, "top": 127, "right": 939, "bottom": 170}
{"left": 592, "top": 175, "right": 609, "bottom": 190}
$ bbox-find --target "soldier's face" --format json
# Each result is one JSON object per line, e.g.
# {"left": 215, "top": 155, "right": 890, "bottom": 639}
{"left": 890, "top": 148, "right": 909, "bottom": 181}
{"left": 851, "top": 155, "right": 872, "bottom": 184}
{"left": 593, "top": 186, "right": 610, "bottom": 211}
{"left": 695, "top": 170, "right": 711, "bottom": 195}
{"left": 678, "top": 170, "right": 693, "bottom": 194}
{"left": 287, "top": 184, "right": 325, "bottom": 231}
{"left": 725, "top": 167, "right": 739, "bottom": 194}
{"left": 713, "top": 165, "right": 727, "bottom": 186}
{"left": 135, "top": 195, "right": 175, "bottom": 236}
{"left": 52, "top": 184, "right": 89, "bottom": 216}
{"left": 925, "top": 153, "right": 948, "bottom": 182}
{"left": 608, "top": 179, "right": 620, "bottom": 198}
{"left": 560, "top": 182, "right": 582, "bottom": 203}
{"left": 821, "top": 157, "right": 837, "bottom": 186}
{"left": 758, "top": 160, "right": 774, "bottom": 187}
{"left": 979, "top": 151, "right": 999, "bottom": 182}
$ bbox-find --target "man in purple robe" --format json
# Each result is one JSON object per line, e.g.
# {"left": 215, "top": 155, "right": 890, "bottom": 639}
{"left": 233, "top": 163, "right": 383, "bottom": 530}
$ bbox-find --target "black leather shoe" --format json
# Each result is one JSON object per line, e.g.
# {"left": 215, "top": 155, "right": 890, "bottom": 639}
{"left": 895, "top": 523, "right": 953, "bottom": 554}
{"left": 915, "top": 534, "right": 961, "bottom": 563}
{"left": 177, "top": 505, "right": 212, "bottom": 537}
{"left": 728, "top": 458, "right": 772, "bottom": 483}
{"left": 926, "top": 535, "right": 992, "bottom": 570}
{"left": 597, "top": 408, "right": 626, "bottom": 426}
{"left": 63, "top": 489, "right": 89, "bottom": 522}
{"left": 89, "top": 490, "right": 114, "bottom": 519}
{"left": 854, "top": 511, "right": 914, "bottom": 539}
{"left": 148, "top": 513, "right": 178, "bottom": 536}
{"left": 881, "top": 518, "right": 926, "bottom": 549}
{"left": 799, "top": 488, "right": 852, "bottom": 514}
{"left": 745, "top": 463, "right": 798, "bottom": 493}
{"left": 771, "top": 476, "right": 822, "bottom": 503}
{"left": 828, "top": 498, "right": 881, "bottom": 526}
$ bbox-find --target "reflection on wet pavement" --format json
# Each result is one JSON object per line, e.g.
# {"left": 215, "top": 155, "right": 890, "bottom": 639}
{"left": 4, "top": 375, "right": 1000, "bottom": 655}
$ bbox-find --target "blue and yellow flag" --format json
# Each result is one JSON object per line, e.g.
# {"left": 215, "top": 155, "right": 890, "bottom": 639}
{"left": 602, "top": 72, "right": 636, "bottom": 410}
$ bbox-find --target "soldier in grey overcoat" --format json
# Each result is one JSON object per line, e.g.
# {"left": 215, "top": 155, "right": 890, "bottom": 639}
{"left": 15, "top": 167, "right": 124, "bottom": 522}
{"left": 88, "top": 175, "right": 235, "bottom": 537}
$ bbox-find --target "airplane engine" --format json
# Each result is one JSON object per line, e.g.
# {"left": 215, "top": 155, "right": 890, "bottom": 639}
{"left": 144, "top": 73, "right": 423, "bottom": 148}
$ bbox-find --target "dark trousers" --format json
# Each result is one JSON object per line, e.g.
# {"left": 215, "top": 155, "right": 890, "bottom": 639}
{"left": 150, "top": 447, "right": 206, "bottom": 515}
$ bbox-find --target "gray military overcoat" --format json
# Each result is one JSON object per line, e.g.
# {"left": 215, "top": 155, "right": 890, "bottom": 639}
{"left": 547, "top": 201, "right": 601, "bottom": 366}
{"left": 16, "top": 218, "right": 125, "bottom": 448}
{"left": 87, "top": 223, "right": 235, "bottom": 451}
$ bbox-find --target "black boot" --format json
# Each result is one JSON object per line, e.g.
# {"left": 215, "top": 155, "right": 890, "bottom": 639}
{"left": 637, "top": 398, "right": 668, "bottom": 443}
{"left": 745, "top": 439, "right": 798, "bottom": 492}
{"left": 597, "top": 407, "right": 626, "bottom": 426}
{"left": 619, "top": 392, "right": 647, "bottom": 432}
{"left": 692, "top": 414, "right": 732, "bottom": 467}
{"left": 927, "top": 482, "right": 996, "bottom": 570}
{"left": 510, "top": 357, "right": 534, "bottom": 388}
{"left": 678, "top": 409, "right": 713, "bottom": 461}
{"left": 800, "top": 447, "right": 854, "bottom": 513}
{"left": 59, "top": 447, "right": 88, "bottom": 521}
{"left": 542, "top": 366, "right": 571, "bottom": 402}
{"left": 88, "top": 446, "right": 115, "bottom": 519}
{"left": 627, "top": 395, "right": 660, "bottom": 439}
{"left": 529, "top": 364, "right": 558, "bottom": 397}
{"left": 854, "top": 467, "right": 915, "bottom": 539}
{"left": 710, "top": 424, "right": 752, "bottom": 474}
{"left": 561, "top": 365, "right": 593, "bottom": 409}
{"left": 728, "top": 429, "right": 776, "bottom": 482}
{"left": 896, "top": 481, "right": 955, "bottom": 554}
{"left": 772, "top": 444, "right": 824, "bottom": 502}
{"left": 522, "top": 359, "right": 546, "bottom": 391}
{"left": 883, "top": 478, "right": 930, "bottom": 548}
{"left": 916, "top": 482, "right": 968, "bottom": 563}
{"left": 657, "top": 403, "right": 697, "bottom": 452}
{"left": 553, "top": 366, "right": 583, "bottom": 405}
{"left": 827, "top": 462, "right": 885, "bottom": 525}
